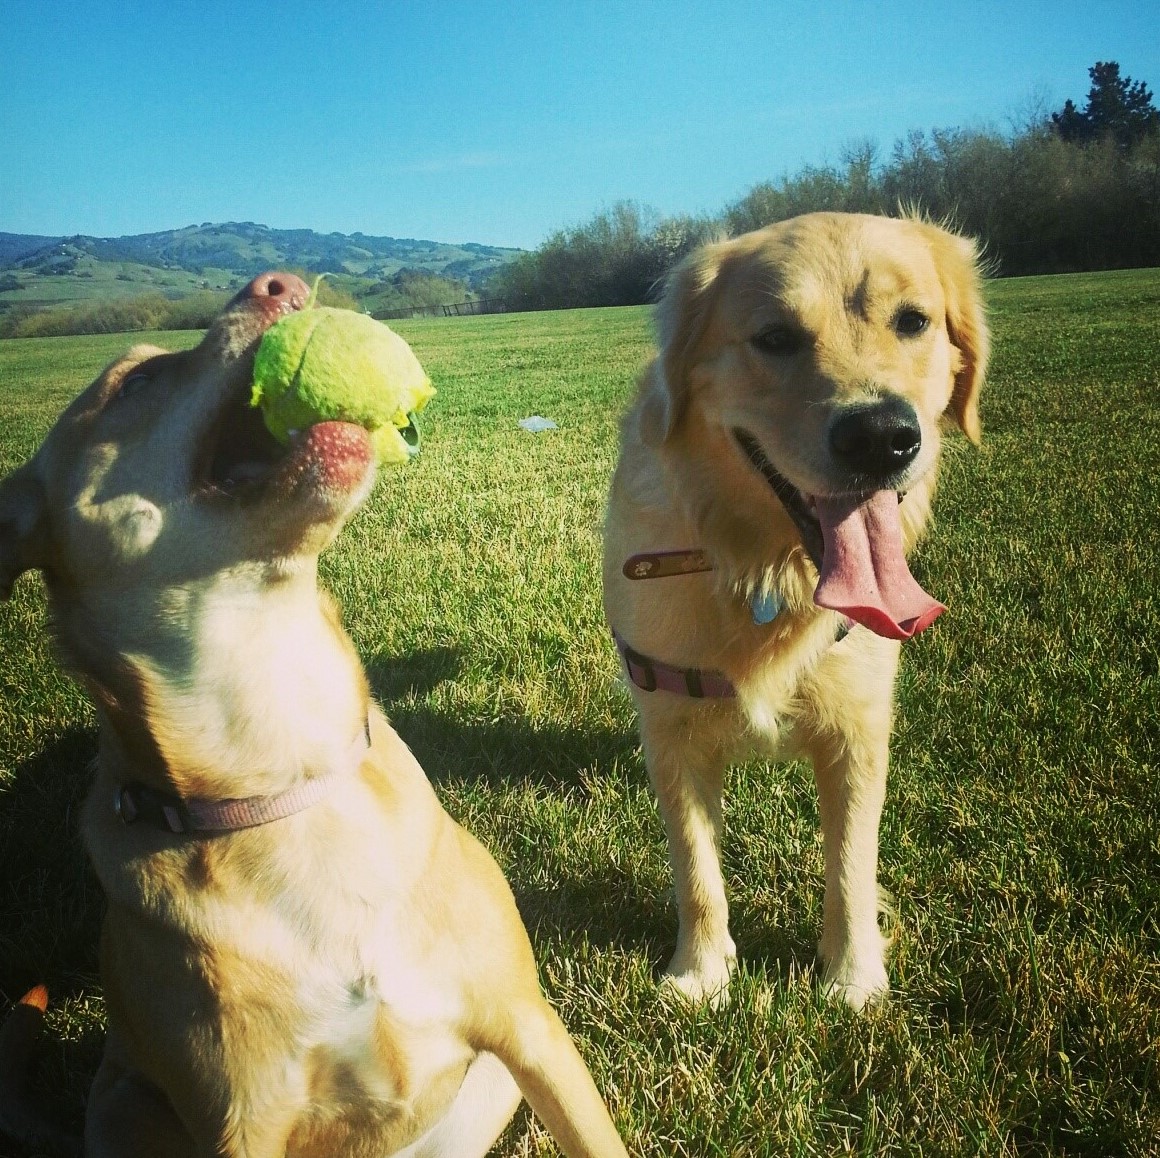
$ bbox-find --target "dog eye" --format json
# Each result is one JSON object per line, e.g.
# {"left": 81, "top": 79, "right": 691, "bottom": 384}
{"left": 751, "top": 326, "right": 805, "bottom": 357}
{"left": 895, "top": 308, "right": 930, "bottom": 337}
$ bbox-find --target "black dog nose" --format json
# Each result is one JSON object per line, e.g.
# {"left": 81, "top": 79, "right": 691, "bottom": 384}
{"left": 829, "top": 397, "right": 922, "bottom": 480}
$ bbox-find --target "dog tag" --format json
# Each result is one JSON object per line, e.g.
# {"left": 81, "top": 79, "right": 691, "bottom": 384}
{"left": 750, "top": 589, "right": 784, "bottom": 625}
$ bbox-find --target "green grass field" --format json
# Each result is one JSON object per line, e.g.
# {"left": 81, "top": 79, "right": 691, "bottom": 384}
{"left": 1, "top": 270, "right": 1158, "bottom": 1155}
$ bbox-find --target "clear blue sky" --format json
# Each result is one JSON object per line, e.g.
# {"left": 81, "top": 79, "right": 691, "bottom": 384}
{"left": 2, "top": 1, "right": 1157, "bottom": 250}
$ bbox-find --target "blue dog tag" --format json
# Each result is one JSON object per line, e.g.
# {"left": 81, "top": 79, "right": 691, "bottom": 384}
{"left": 750, "top": 589, "right": 784, "bottom": 625}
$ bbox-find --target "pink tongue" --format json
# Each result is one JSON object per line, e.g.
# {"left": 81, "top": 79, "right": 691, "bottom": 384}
{"left": 812, "top": 491, "right": 945, "bottom": 640}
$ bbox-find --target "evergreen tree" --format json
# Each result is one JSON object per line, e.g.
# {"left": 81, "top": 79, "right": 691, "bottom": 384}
{"left": 1053, "top": 61, "right": 1159, "bottom": 147}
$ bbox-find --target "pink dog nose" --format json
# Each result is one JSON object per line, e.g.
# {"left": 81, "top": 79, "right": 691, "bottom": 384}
{"left": 232, "top": 271, "right": 311, "bottom": 315}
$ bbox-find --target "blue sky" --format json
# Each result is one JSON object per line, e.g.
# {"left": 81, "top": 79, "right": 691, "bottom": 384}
{"left": 2, "top": 2, "right": 1158, "bottom": 249}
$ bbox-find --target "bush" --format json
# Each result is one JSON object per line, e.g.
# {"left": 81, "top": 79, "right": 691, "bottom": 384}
{"left": 0, "top": 292, "right": 234, "bottom": 339}
{"left": 725, "top": 142, "right": 889, "bottom": 233}
{"left": 364, "top": 269, "right": 472, "bottom": 312}
{"left": 0, "top": 277, "right": 384, "bottom": 340}
{"left": 281, "top": 271, "right": 363, "bottom": 313}
{"left": 491, "top": 202, "right": 716, "bottom": 311}
{"left": 729, "top": 124, "right": 1160, "bottom": 276}
{"left": 496, "top": 103, "right": 1160, "bottom": 314}
{"left": 160, "top": 290, "right": 233, "bottom": 330}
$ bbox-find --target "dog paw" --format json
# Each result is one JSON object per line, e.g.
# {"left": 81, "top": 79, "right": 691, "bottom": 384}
{"left": 821, "top": 958, "right": 890, "bottom": 1010}
{"left": 660, "top": 947, "right": 736, "bottom": 1008}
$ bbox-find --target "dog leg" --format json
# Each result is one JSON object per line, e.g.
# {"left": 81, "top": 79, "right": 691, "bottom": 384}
{"left": 640, "top": 710, "right": 736, "bottom": 1005}
{"left": 802, "top": 727, "right": 891, "bottom": 1009}
{"left": 85, "top": 1054, "right": 195, "bottom": 1158}
{"left": 499, "top": 999, "right": 627, "bottom": 1158}
{"left": 394, "top": 1051, "right": 521, "bottom": 1158}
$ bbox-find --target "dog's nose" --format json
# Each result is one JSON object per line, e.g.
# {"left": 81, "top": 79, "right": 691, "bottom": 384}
{"left": 829, "top": 397, "right": 922, "bottom": 479}
{"left": 232, "top": 272, "right": 311, "bottom": 314}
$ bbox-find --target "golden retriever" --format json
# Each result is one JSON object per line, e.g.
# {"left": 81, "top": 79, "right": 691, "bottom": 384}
{"left": 0, "top": 274, "right": 627, "bottom": 1157}
{"left": 603, "top": 213, "right": 988, "bottom": 1008}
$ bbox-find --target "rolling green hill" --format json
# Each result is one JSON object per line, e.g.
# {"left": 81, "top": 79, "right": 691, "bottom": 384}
{"left": 0, "top": 222, "right": 522, "bottom": 314}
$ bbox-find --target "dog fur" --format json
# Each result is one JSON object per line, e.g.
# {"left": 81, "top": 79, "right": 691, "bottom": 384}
{"left": 602, "top": 212, "right": 988, "bottom": 1007}
{"left": 0, "top": 275, "right": 627, "bottom": 1157}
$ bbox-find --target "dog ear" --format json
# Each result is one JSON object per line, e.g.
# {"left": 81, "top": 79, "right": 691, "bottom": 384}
{"left": 919, "top": 222, "right": 990, "bottom": 444}
{"left": 0, "top": 465, "right": 47, "bottom": 600}
{"left": 640, "top": 241, "right": 728, "bottom": 444}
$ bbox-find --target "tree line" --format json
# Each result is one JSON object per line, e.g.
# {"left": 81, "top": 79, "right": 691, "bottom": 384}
{"left": 0, "top": 268, "right": 472, "bottom": 339}
{"left": 493, "top": 62, "right": 1160, "bottom": 311}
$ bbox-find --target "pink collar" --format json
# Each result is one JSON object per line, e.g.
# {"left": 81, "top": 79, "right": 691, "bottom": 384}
{"left": 613, "top": 627, "right": 736, "bottom": 699}
{"left": 113, "top": 722, "right": 371, "bottom": 835}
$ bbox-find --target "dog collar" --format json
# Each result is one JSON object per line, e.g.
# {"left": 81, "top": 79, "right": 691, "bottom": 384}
{"left": 613, "top": 618, "right": 852, "bottom": 701}
{"left": 613, "top": 628, "right": 736, "bottom": 699}
{"left": 614, "top": 550, "right": 852, "bottom": 700}
{"left": 622, "top": 549, "right": 713, "bottom": 580}
{"left": 623, "top": 548, "right": 784, "bottom": 627}
{"left": 113, "top": 720, "right": 371, "bottom": 835}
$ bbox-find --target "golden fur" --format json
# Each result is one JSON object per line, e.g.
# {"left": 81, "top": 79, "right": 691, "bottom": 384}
{"left": 0, "top": 277, "right": 627, "bottom": 1157}
{"left": 603, "top": 213, "right": 988, "bottom": 1007}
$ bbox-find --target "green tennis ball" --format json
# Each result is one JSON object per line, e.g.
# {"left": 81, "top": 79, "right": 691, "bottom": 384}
{"left": 251, "top": 307, "right": 436, "bottom": 465}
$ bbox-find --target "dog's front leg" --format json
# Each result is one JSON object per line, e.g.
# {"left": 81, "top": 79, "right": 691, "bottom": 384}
{"left": 499, "top": 999, "right": 628, "bottom": 1158}
{"left": 86, "top": 1043, "right": 297, "bottom": 1158}
{"left": 85, "top": 1051, "right": 195, "bottom": 1158}
{"left": 639, "top": 703, "right": 736, "bottom": 1005}
{"left": 798, "top": 691, "right": 894, "bottom": 1009}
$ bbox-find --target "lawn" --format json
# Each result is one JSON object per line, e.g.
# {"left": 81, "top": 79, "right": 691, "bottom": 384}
{"left": 1, "top": 271, "right": 1158, "bottom": 1155}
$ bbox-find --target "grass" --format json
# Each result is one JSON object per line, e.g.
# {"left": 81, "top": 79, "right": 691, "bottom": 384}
{"left": 1, "top": 272, "right": 1158, "bottom": 1155}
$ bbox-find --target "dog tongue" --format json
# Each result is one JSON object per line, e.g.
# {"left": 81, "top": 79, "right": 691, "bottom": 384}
{"left": 812, "top": 491, "right": 945, "bottom": 640}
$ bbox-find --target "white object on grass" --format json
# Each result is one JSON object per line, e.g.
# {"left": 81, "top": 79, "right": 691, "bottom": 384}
{"left": 518, "top": 416, "right": 558, "bottom": 432}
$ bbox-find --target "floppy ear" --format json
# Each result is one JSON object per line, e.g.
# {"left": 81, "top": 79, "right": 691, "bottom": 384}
{"left": 918, "top": 222, "right": 990, "bottom": 444}
{"left": 640, "top": 241, "right": 728, "bottom": 445}
{"left": 0, "top": 464, "right": 47, "bottom": 600}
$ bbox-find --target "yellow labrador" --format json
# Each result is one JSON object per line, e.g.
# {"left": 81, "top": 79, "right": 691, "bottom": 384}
{"left": 603, "top": 213, "right": 988, "bottom": 1007}
{"left": 0, "top": 274, "right": 627, "bottom": 1157}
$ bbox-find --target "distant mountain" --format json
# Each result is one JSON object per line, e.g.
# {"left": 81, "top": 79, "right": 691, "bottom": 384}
{"left": 0, "top": 222, "right": 522, "bottom": 289}
{"left": 0, "top": 232, "right": 63, "bottom": 266}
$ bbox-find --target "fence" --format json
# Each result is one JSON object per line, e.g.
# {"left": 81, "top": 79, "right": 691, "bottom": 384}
{"left": 374, "top": 297, "right": 508, "bottom": 321}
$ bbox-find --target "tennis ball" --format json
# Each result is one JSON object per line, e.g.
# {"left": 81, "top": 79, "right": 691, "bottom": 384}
{"left": 251, "top": 307, "right": 436, "bottom": 465}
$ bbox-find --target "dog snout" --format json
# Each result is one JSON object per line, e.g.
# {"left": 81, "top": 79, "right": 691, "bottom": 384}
{"left": 230, "top": 272, "right": 311, "bottom": 318}
{"left": 829, "top": 397, "right": 921, "bottom": 481}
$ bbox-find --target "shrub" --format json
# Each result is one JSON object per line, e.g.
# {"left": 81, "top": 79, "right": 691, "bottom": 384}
{"left": 491, "top": 202, "right": 716, "bottom": 311}
{"left": 724, "top": 122, "right": 1160, "bottom": 276}
{"left": 0, "top": 292, "right": 232, "bottom": 338}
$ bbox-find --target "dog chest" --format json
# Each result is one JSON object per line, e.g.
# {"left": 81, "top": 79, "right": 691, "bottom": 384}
{"left": 291, "top": 965, "right": 474, "bottom": 1135}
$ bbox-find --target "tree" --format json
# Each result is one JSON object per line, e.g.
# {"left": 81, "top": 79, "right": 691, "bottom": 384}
{"left": 490, "top": 202, "right": 715, "bottom": 311}
{"left": 1053, "top": 61, "right": 1159, "bottom": 148}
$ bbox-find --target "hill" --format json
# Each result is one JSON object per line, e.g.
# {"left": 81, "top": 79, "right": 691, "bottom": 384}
{"left": 0, "top": 222, "right": 523, "bottom": 316}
